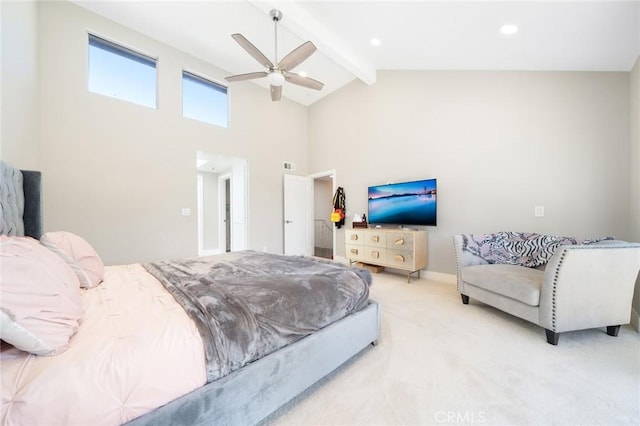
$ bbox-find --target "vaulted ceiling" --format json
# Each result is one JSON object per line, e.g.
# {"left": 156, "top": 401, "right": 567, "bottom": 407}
{"left": 73, "top": 1, "right": 640, "bottom": 106}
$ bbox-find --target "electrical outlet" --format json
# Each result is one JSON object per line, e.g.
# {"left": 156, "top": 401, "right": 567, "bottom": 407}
{"left": 181, "top": 208, "right": 191, "bottom": 216}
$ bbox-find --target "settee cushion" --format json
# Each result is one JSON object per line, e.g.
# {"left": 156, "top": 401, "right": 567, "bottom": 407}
{"left": 461, "top": 264, "right": 543, "bottom": 307}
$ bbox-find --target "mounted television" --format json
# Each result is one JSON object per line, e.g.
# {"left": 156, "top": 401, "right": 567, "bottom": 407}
{"left": 367, "top": 178, "right": 437, "bottom": 226}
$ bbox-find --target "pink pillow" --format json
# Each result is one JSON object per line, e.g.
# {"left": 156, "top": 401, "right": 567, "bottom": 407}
{"left": 0, "top": 236, "right": 82, "bottom": 356}
{"left": 40, "top": 231, "right": 104, "bottom": 289}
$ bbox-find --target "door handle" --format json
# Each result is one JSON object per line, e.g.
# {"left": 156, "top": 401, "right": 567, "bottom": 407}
{"left": 285, "top": 220, "right": 293, "bottom": 224}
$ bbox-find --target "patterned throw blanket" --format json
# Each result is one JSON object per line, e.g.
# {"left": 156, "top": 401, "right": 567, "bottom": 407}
{"left": 143, "top": 250, "right": 371, "bottom": 383}
{"left": 462, "top": 231, "right": 613, "bottom": 268}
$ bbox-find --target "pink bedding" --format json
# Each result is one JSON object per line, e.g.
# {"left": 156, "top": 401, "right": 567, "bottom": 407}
{"left": 1, "top": 264, "right": 206, "bottom": 425}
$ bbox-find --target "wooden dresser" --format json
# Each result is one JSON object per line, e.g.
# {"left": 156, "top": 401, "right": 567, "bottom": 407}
{"left": 345, "top": 228, "right": 427, "bottom": 282}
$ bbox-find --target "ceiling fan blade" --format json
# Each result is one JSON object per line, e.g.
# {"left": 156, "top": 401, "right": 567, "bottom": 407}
{"left": 270, "top": 85, "right": 282, "bottom": 102}
{"left": 231, "top": 33, "right": 274, "bottom": 69}
{"left": 284, "top": 72, "right": 324, "bottom": 91}
{"left": 277, "top": 41, "right": 317, "bottom": 72}
{"left": 225, "top": 71, "right": 268, "bottom": 82}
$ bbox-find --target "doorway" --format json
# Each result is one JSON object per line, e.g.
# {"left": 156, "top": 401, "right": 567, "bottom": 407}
{"left": 313, "top": 174, "right": 335, "bottom": 259}
{"left": 219, "top": 173, "right": 231, "bottom": 252}
{"left": 283, "top": 171, "right": 336, "bottom": 258}
{"left": 196, "top": 151, "right": 248, "bottom": 255}
{"left": 311, "top": 170, "right": 335, "bottom": 260}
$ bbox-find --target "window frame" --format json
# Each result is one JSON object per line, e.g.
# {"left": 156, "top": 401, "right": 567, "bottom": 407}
{"left": 182, "top": 69, "right": 229, "bottom": 128}
{"left": 87, "top": 33, "right": 159, "bottom": 109}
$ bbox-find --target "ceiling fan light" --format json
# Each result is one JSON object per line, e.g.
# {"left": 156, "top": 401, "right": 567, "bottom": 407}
{"left": 268, "top": 72, "right": 285, "bottom": 86}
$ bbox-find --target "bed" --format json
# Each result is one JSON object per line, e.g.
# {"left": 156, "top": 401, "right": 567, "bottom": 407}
{"left": 0, "top": 162, "right": 381, "bottom": 425}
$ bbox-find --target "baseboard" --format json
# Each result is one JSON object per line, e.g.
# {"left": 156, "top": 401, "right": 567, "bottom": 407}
{"left": 631, "top": 307, "right": 640, "bottom": 333}
{"left": 199, "top": 248, "right": 221, "bottom": 256}
{"left": 420, "top": 270, "right": 456, "bottom": 284}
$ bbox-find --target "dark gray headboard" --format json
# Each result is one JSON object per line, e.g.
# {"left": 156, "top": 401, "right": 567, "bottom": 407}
{"left": 21, "top": 170, "right": 43, "bottom": 239}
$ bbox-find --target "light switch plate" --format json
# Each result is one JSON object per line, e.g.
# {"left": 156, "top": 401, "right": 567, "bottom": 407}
{"left": 534, "top": 206, "right": 544, "bottom": 217}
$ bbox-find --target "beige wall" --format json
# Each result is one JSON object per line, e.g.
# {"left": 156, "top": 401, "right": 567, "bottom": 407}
{"left": 309, "top": 70, "right": 632, "bottom": 275}
{"left": 200, "top": 172, "right": 219, "bottom": 252}
{"left": 630, "top": 55, "right": 640, "bottom": 328}
{"left": 1, "top": 0, "right": 40, "bottom": 170}
{"left": 631, "top": 57, "right": 640, "bottom": 245}
{"left": 3, "top": 1, "right": 636, "bottom": 283}
{"left": 36, "top": 1, "right": 308, "bottom": 264}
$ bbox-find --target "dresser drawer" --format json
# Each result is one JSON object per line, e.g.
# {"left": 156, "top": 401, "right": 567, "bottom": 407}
{"left": 387, "top": 232, "right": 414, "bottom": 249}
{"left": 346, "top": 244, "right": 364, "bottom": 261}
{"left": 364, "top": 247, "right": 387, "bottom": 264}
{"left": 387, "top": 249, "right": 415, "bottom": 269}
{"left": 365, "top": 231, "right": 386, "bottom": 248}
{"left": 345, "top": 230, "right": 365, "bottom": 246}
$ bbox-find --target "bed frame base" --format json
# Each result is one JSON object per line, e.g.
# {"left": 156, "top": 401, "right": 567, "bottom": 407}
{"left": 127, "top": 301, "right": 380, "bottom": 426}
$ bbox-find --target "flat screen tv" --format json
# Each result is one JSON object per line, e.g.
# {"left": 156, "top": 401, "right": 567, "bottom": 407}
{"left": 367, "top": 178, "right": 437, "bottom": 226}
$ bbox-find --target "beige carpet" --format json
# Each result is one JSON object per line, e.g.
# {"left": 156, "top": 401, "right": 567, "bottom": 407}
{"left": 262, "top": 271, "right": 640, "bottom": 426}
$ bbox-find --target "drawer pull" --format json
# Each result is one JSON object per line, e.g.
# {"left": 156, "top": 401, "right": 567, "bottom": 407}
{"left": 371, "top": 235, "right": 379, "bottom": 242}
{"left": 350, "top": 248, "right": 359, "bottom": 255}
{"left": 350, "top": 234, "right": 359, "bottom": 241}
{"left": 395, "top": 254, "right": 405, "bottom": 262}
{"left": 371, "top": 251, "right": 380, "bottom": 259}
{"left": 394, "top": 238, "right": 405, "bottom": 246}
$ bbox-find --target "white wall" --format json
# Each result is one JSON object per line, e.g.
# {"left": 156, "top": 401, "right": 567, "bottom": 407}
{"left": 626, "top": 18, "right": 639, "bottom": 331}
{"left": 36, "top": 1, "right": 308, "bottom": 264}
{"left": 3, "top": 1, "right": 636, "bottom": 282}
{"left": 200, "top": 172, "right": 219, "bottom": 251}
{"left": 309, "top": 70, "right": 632, "bottom": 274}
{"left": 1, "top": 0, "right": 40, "bottom": 170}
{"left": 631, "top": 57, "right": 640, "bottom": 249}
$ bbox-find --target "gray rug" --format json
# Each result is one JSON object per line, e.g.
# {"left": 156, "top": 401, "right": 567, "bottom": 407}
{"left": 262, "top": 271, "right": 640, "bottom": 425}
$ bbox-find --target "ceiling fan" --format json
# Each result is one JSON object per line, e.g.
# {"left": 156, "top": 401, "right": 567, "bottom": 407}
{"left": 225, "top": 9, "right": 324, "bottom": 102}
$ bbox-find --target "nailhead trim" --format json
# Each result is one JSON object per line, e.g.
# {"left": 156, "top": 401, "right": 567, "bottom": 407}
{"left": 550, "top": 249, "right": 568, "bottom": 331}
{"left": 452, "top": 237, "right": 462, "bottom": 293}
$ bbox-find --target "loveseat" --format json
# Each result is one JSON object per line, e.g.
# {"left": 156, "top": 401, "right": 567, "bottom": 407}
{"left": 453, "top": 232, "right": 640, "bottom": 345}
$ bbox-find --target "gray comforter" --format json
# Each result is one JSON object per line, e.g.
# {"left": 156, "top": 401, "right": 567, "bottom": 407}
{"left": 143, "top": 250, "right": 371, "bottom": 383}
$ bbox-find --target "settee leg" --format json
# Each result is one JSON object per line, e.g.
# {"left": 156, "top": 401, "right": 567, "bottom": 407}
{"left": 461, "top": 294, "right": 469, "bottom": 305}
{"left": 545, "top": 329, "right": 559, "bottom": 345}
{"left": 606, "top": 325, "right": 621, "bottom": 337}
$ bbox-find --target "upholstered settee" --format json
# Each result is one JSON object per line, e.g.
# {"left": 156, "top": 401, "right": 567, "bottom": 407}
{"left": 453, "top": 232, "right": 640, "bottom": 345}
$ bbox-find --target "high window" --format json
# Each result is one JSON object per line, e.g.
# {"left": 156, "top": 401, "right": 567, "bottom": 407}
{"left": 88, "top": 34, "right": 157, "bottom": 109}
{"left": 182, "top": 71, "right": 228, "bottom": 128}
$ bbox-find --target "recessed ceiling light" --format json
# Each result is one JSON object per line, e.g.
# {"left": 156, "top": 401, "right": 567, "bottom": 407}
{"left": 500, "top": 24, "right": 518, "bottom": 35}
{"left": 370, "top": 38, "right": 381, "bottom": 47}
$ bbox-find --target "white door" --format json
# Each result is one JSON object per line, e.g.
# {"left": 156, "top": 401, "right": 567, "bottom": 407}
{"left": 284, "top": 174, "right": 313, "bottom": 256}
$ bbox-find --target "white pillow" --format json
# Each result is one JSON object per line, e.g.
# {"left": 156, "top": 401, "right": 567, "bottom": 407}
{"left": 40, "top": 231, "right": 104, "bottom": 289}
{"left": 0, "top": 236, "right": 82, "bottom": 356}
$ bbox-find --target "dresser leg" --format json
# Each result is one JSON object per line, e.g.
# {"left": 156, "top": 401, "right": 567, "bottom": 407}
{"left": 407, "top": 270, "right": 420, "bottom": 283}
